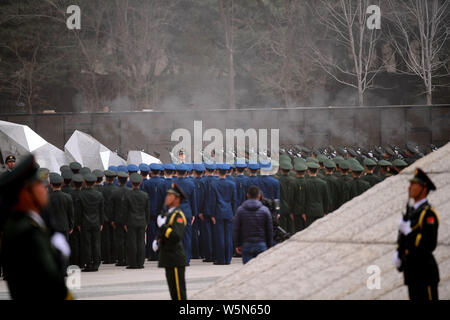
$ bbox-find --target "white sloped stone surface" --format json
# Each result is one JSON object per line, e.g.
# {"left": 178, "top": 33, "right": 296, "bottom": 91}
{"left": 192, "top": 142, "right": 450, "bottom": 300}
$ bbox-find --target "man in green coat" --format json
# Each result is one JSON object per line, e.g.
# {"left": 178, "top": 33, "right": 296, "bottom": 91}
{"left": 0, "top": 155, "right": 72, "bottom": 300}
{"left": 154, "top": 183, "right": 188, "bottom": 300}
{"left": 293, "top": 161, "right": 307, "bottom": 233}
{"left": 101, "top": 170, "right": 119, "bottom": 264}
{"left": 277, "top": 160, "right": 295, "bottom": 234}
{"left": 337, "top": 160, "right": 352, "bottom": 208}
{"left": 322, "top": 160, "right": 340, "bottom": 213}
{"left": 348, "top": 163, "right": 371, "bottom": 200}
{"left": 361, "top": 158, "right": 382, "bottom": 187}
{"left": 124, "top": 173, "right": 150, "bottom": 269}
{"left": 303, "top": 162, "right": 329, "bottom": 227}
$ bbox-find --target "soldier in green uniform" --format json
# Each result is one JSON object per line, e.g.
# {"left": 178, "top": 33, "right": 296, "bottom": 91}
{"left": 395, "top": 168, "right": 440, "bottom": 300}
{"left": 153, "top": 183, "right": 188, "bottom": 300}
{"left": 361, "top": 158, "right": 382, "bottom": 187}
{"left": 378, "top": 160, "right": 392, "bottom": 180}
{"left": 348, "top": 162, "right": 370, "bottom": 200}
{"left": 61, "top": 170, "right": 73, "bottom": 194}
{"left": 124, "top": 173, "right": 150, "bottom": 269}
{"left": 101, "top": 170, "right": 119, "bottom": 264}
{"left": 78, "top": 173, "right": 104, "bottom": 272}
{"left": 337, "top": 160, "right": 352, "bottom": 208}
{"left": 292, "top": 161, "right": 307, "bottom": 233}
{"left": 69, "top": 162, "right": 82, "bottom": 175}
{"left": 93, "top": 169, "right": 105, "bottom": 193}
{"left": 111, "top": 171, "right": 131, "bottom": 266}
{"left": 277, "top": 160, "right": 295, "bottom": 234}
{"left": 322, "top": 160, "right": 340, "bottom": 213}
{"left": 0, "top": 155, "right": 72, "bottom": 299}
{"left": 303, "top": 162, "right": 329, "bottom": 227}
{"left": 43, "top": 173, "right": 74, "bottom": 240}
{"left": 392, "top": 159, "right": 408, "bottom": 175}
{"left": 69, "top": 174, "right": 84, "bottom": 267}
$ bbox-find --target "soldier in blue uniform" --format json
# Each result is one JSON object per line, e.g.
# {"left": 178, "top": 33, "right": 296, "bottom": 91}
{"left": 258, "top": 162, "right": 280, "bottom": 201}
{"left": 201, "top": 163, "right": 218, "bottom": 262}
{"left": 246, "top": 162, "right": 261, "bottom": 192}
{"left": 191, "top": 163, "right": 206, "bottom": 259}
{"left": 210, "top": 164, "right": 237, "bottom": 265}
{"left": 233, "top": 161, "right": 249, "bottom": 207}
{"left": 174, "top": 163, "right": 197, "bottom": 265}
{"left": 139, "top": 164, "right": 150, "bottom": 189}
{"left": 143, "top": 163, "right": 165, "bottom": 261}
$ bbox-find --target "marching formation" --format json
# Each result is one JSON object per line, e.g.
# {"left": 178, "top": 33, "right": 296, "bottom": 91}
{"left": 18, "top": 144, "right": 422, "bottom": 272}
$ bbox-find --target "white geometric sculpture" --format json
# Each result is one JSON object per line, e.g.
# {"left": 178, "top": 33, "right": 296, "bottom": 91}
{"left": 127, "top": 150, "right": 162, "bottom": 165}
{"left": 0, "top": 120, "right": 72, "bottom": 172}
{"left": 65, "top": 130, "right": 126, "bottom": 170}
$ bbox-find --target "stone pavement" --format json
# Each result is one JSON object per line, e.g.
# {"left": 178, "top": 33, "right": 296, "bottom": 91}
{"left": 0, "top": 258, "right": 243, "bottom": 300}
{"left": 193, "top": 142, "right": 450, "bottom": 300}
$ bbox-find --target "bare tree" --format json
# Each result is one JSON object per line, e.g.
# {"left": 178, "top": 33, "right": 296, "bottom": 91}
{"left": 386, "top": 0, "right": 450, "bottom": 105}
{"left": 307, "top": 0, "right": 385, "bottom": 106}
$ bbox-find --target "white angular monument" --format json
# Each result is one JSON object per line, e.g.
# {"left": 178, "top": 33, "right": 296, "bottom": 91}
{"left": 127, "top": 150, "right": 161, "bottom": 165}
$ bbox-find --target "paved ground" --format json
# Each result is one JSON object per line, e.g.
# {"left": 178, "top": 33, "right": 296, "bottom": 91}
{"left": 0, "top": 258, "right": 243, "bottom": 300}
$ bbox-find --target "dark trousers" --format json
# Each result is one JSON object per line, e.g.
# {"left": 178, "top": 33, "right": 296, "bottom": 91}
{"left": 115, "top": 223, "right": 127, "bottom": 265}
{"left": 69, "top": 229, "right": 81, "bottom": 267}
{"left": 408, "top": 282, "right": 439, "bottom": 301}
{"left": 81, "top": 226, "right": 101, "bottom": 269}
{"left": 293, "top": 214, "right": 306, "bottom": 233}
{"left": 213, "top": 218, "right": 233, "bottom": 264}
{"left": 101, "top": 223, "right": 115, "bottom": 263}
{"left": 145, "top": 216, "right": 158, "bottom": 260}
{"left": 242, "top": 242, "right": 267, "bottom": 264}
{"left": 200, "top": 216, "right": 213, "bottom": 261}
{"left": 182, "top": 219, "right": 192, "bottom": 265}
{"left": 126, "top": 226, "right": 146, "bottom": 267}
{"left": 165, "top": 266, "right": 186, "bottom": 300}
{"left": 191, "top": 218, "right": 201, "bottom": 259}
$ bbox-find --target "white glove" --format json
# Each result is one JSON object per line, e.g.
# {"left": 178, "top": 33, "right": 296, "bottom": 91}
{"left": 398, "top": 218, "right": 412, "bottom": 235}
{"left": 51, "top": 232, "right": 71, "bottom": 258}
{"left": 393, "top": 250, "right": 402, "bottom": 270}
{"left": 157, "top": 215, "right": 167, "bottom": 228}
{"left": 152, "top": 239, "right": 159, "bottom": 252}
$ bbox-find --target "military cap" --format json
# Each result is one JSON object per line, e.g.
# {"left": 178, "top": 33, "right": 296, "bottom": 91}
{"left": 378, "top": 160, "right": 392, "bottom": 167}
{"left": 317, "top": 154, "right": 328, "bottom": 163}
{"left": 248, "top": 162, "right": 260, "bottom": 170}
{"left": 117, "top": 165, "right": 128, "bottom": 173}
{"left": 167, "top": 182, "right": 187, "bottom": 201}
{"left": 410, "top": 168, "right": 436, "bottom": 191}
{"left": 222, "top": 163, "right": 231, "bottom": 170}
{"left": 69, "top": 162, "right": 82, "bottom": 171}
{"left": 84, "top": 173, "right": 97, "bottom": 183}
{"left": 334, "top": 156, "right": 345, "bottom": 161}
{"left": 61, "top": 170, "right": 73, "bottom": 180}
{"left": 260, "top": 161, "right": 272, "bottom": 169}
{"left": 104, "top": 170, "right": 116, "bottom": 178}
{"left": 307, "top": 162, "right": 319, "bottom": 169}
{"left": 334, "top": 158, "right": 342, "bottom": 167}
{"left": 185, "top": 163, "right": 193, "bottom": 172}
{"left": 5, "top": 154, "right": 16, "bottom": 163}
{"left": 108, "top": 165, "right": 118, "bottom": 172}
{"left": 336, "top": 147, "right": 347, "bottom": 156}
{"left": 306, "top": 157, "right": 319, "bottom": 164}
{"left": 0, "top": 155, "right": 43, "bottom": 203}
{"left": 163, "top": 163, "right": 176, "bottom": 171}
{"left": 193, "top": 163, "right": 205, "bottom": 172}
{"left": 117, "top": 171, "right": 129, "bottom": 179}
{"left": 384, "top": 146, "right": 396, "bottom": 157}
{"left": 351, "top": 162, "right": 364, "bottom": 172}
{"left": 347, "top": 148, "right": 358, "bottom": 157}
{"left": 176, "top": 163, "right": 188, "bottom": 172}
{"left": 347, "top": 158, "right": 361, "bottom": 167}
{"left": 204, "top": 163, "right": 217, "bottom": 170}
{"left": 324, "top": 159, "right": 336, "bottom": 169}
{"left": 60, "top": 165, "right": 70, "bottom": 172}
{"left": 294, "top": 162, "right": 307, "bottom": 171}
{"left": 279, "top": 154, "right": 291, "bottom": 162}
{"left": 127, "top": 164, "right": 139, "bottom": 173}
{"left": 406, "top": 142, "right": 419, "bottom": 155}
{"left": 130, "top": 172, "right": 143, "bottom": 184}
{"left": 79, "top": 167, "right": 91, "bottom": 177}
{"left": 139, "top": 163, "right": 150, "bottom": 173}
{"left": 235, "top": 162, "right": 247, "bottom": 169}
{"left": 392, "top": 159, "right": 408, "bottom": 168}
{"left": 294, "top": 157, "right": 306, "bottom": 165}
{"left": 72, "top": 174, "right": 84, "bottom": 183}
{"left": 363, "top": 158, "right": 377, "bottom": 167}
{"left": 280, "top": 160, "right": 293, "bottom": 170}
{"left": 339, "top": 160, "right": 350, "bottom": 170}
{"left": 92, "top": 169, "right": 104, "bottom": 179}
{"left": 150, "top": 163, "right": 163, "bottom": 171}
{"left": 49, "top": 172, "right": 63, "bottom": 185}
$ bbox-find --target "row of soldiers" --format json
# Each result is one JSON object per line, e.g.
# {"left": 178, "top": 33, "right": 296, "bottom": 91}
{"left": 39, "top": 150, "right": 414, "bottom": 271}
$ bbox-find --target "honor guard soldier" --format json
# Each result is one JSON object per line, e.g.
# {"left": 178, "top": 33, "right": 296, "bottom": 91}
{"left": 69, "top": 174, "right": 84, "bottom": 267}
{"left": 44, "top": 173, "right": 75, "bottom": 240}
{"left": 0, "top": 155, "right": 72, "bottom": 299}
{"left": 303, "top": 162, "right": 329, "bottom": 227}
{"left": 5, "top": 155, "right": 16, "bottom": 172}
{"left": 201, "top": 163, "right": 218, "bottom": 262}
{"left": 210, "top": 164, "right": 237, "bottom": 265}
{"left": 394, "top": 168, "right": 440, "bottom": 300}
{"left": 192, "top": 163, "right": 206, "bottom": 260}
{"left": 153, "top": 183, "right": 188, "bottom": 300}
{"left": 234, "top": 160, "right": 249, "bottom": 207}
{"left": 101, "top": 170, "right": 119, "bottom": 264}
{"left": 378, "top": 160, "right": 392, "bottom": 180}
{"left": 78, "top": 173, "right": 105, "bottom": 272}
{"left": 111, "top": 171, "right": 132, "bottom": 266}
{"left": 362, "top": 158, "right": 382, "bottom": 187}
{"left": 124, "top": 173, "right": 150, "bottom": 269}
{"left": 322, "top": 160, "right": 340, "bottom": 213}
{"left": 392, "top": 159, "right": 408, "bottom": 175}
{"left": 293, "top": 160, "right": 307, "bottom": 233}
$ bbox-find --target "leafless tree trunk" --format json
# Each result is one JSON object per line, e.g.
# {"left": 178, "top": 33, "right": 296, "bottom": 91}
{"left": 386, "top": 0, "right": 450, "bottom": 105}
{"left": 307, "top": 0, "right": 385, "bottom": 106}
{"left": 219, "top": 0, "right": 236, "bottom": 109}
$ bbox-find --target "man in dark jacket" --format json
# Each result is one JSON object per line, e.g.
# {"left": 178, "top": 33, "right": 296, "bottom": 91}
{"left": 233, "top": 186, "right": 273, "bottom": 264}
